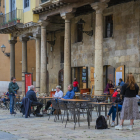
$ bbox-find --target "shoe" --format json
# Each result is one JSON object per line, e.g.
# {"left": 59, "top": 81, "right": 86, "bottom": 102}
{"left": 111, "top": 122, "right": 115, "bottom": 127}
{"left": 126, "top": 125, "right": 133, "bottom": 130}
{"left": 2, "top": 103, "right": 5, "bottom": 107}
{"left": 105, "top": 116, "right": 109, "bottom": 120}
{"left": 115, "top": 125, "right": 123, "bottom": 130}
{"left": 13, "top": 112, "right": 17, "bottom": 114}
{"left": 36, "top": 113, "right": 43, "bottom": 117}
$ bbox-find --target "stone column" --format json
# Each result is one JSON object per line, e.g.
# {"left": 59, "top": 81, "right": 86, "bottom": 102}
{"left": 9, "top": 39, "right": 17, "bottom": 79}
{"left": 38, "top": 20, "right": 49, "bottom": 95}
{"left": 34, "top": 34, "right": 41, "bottom": 93}
{"left": 61, "top": 13, "right": 74, "bottom": 94}
{"left": 91, "top": 1, "right": 109, "bottom": 95}
{"left": 20, "top": 37, "right": 29, "bottom": 97}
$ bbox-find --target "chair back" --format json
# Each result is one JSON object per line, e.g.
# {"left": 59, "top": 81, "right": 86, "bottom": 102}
{"left": 51, "top": 100, "right": 59, "bottom": 110}
{"left": 58, "top": 100, "right": 67, "bottom": 110}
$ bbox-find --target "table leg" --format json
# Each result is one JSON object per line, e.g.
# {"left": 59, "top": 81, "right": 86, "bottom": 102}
{"left": 105, "top": 105, "right": 107, "bottom": 116}
{"left": 98, "top": 105, "right": 101, "bottom": 116}
{"left": 88, "top": 106, "right": 90, "bottom": 129}
{"left": 116, "top": 104, "right": 118, "bottom": 125}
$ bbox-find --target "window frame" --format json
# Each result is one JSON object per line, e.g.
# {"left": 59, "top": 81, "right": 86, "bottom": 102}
{"left": 76, "top": 23, "right": 83, "bottom": 42}
{"left": 24, "top": 0, "right": 29, "bottom": 9}
{"left": 23, "top": 0, "right": 30, "bottom": 13}
{"left": 104, "top": 14, "right": 113, "bottom": 38}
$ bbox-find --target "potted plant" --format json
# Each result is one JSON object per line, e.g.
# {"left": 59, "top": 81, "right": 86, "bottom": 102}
{"left": 16, "top": 18, "right": 21, "bottom": 23}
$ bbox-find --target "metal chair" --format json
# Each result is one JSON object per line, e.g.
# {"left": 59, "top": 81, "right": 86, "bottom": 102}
{"left": 49, "top": 99, "right": 60, "bottom": 122}
{"left": 58, "top": 100, "right": 69, "bottom": 127}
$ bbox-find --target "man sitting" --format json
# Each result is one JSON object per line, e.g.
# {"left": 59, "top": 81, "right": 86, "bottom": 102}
{"left": 61, "top": 84, "right": 75, "bottom": 99}
{"left": 26, "top": 85, "right": 43, "bottom": 117}
{"left": 43, "top": 85, "right": 63, "bottom": 113}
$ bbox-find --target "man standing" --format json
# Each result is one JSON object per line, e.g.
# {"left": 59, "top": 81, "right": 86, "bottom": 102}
{"left": 26, "top": 85, "right": 43, "bottom": 117}
{"left": 9, "top": 77, "right": 19, "bottom": 114}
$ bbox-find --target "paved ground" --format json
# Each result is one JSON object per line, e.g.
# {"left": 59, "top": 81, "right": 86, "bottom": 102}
{"left": 0, "top": 109, "right": 140, "bottom": 140}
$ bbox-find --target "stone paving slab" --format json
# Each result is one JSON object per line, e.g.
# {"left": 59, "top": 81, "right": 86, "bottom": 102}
{"left": 0, "top": 109, "right": 140, "bottom": 140}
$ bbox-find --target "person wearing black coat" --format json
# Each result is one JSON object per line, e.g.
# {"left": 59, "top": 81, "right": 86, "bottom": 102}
{"left": 105, "top": 89, "right": 124, "bottom": 127}
{"left": 26, "top": 85, "right": 43, "bottom": 117}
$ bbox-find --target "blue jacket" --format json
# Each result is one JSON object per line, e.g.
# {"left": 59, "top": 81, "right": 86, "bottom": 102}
{"left": 26, "top": 90, "right": 37, "bottom": 102}
{"left": 119, "top": 81, "right": 125, "bottom": 86}
{"left": 63, "top": 90, "right": 75, "bottom": 99}
{"left": 21, "top": 97, "right": 31, "bottom": 118}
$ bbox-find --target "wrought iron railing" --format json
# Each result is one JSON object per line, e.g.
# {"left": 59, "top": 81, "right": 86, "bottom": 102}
{"left": 0, "top": 9, "right": 23, "bottom": 29}
{"left": 40, "top": 0, "right": 50, "bottom": 4}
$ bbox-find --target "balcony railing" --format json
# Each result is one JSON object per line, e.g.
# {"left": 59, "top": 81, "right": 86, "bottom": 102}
{"left": 0, "top": 9, "right": 23, "bottom": 29}
{"left": 39, "top": 0, "right": 53, "bottom": 7}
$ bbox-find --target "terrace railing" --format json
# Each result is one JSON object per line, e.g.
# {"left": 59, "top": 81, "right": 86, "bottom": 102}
{"left": 0, "top": 9, "right": 23, "bottom": 29}
{"left": 40, "top": 0, "right": 50, "bottom": 4}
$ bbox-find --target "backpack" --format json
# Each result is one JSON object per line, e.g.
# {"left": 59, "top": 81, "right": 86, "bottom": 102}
{"left": 95, "top": 115, "right": 108, "bottom": 129}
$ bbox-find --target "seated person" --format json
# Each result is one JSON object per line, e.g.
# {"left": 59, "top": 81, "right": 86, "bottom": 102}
{"left": 61, "top": 84, "right": 75, "bottom": 99}
{"left": 118, "top": 78, "right": 125, "bottom": 87}
{"left": 104, "top": 80, "right": 114, "bottom": 94}
{"left": 43, "top": 85, "right": 63, "bottom": 113}
{"left": 106, "top": 89, "right": 124, "bottom": 127}
{"left": 3, "top": 91, "right": 10, "bottom": 106}
{"left": 112, "top": 88, "right": 121, "bottom": 98}
{"left": 26, "top": 85, "right": 43, "bottom": 117}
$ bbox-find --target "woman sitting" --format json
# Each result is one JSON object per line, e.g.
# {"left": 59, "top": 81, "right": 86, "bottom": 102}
{"left": 104, "top": 80, "right": 114, "bottom": 94}
{"left": 106, "top": 88, "right": 124, "bottom": 127}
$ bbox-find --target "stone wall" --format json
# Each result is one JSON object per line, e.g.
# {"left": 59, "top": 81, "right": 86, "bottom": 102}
{"left": 47, "top": 31, "right": 64, "bottom": 92}
{"left": 70, "top": 1, "right": 140, "bottom": 89}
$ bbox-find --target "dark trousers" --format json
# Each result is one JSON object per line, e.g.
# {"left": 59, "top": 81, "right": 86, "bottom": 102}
{"left": 32, "top": 101, "right": 43, "bottom": 114}
{"left": 45, "top": 100, "right": 52, "bottom": 110}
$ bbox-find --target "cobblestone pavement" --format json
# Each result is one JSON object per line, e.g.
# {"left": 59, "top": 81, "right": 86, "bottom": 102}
{"left": 0, "top": 109, "right": 140, "bottom": 140}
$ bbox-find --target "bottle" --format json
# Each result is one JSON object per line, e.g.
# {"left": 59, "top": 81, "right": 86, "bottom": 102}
{"left": 108, "top": 97, "right": 110, "bottom": 103}
{"left": 37, "top": 92, "right": 39, "bottom": 98}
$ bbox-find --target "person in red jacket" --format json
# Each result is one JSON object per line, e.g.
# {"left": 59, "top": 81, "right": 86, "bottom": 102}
{"left": 73, "top": 78, "right": 79, "bottom": 92}
{"left": 113, "top": 88, "right": 121, "bottom": 97}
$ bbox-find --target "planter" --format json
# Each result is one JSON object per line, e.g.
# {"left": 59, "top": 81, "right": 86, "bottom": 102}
{"left": 17, "top": 20, "right": 20, "bottom": 23}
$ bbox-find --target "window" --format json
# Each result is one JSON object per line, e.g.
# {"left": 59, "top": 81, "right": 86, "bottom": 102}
{"left": 77, "top": 24, "right": 83, "bottom": 42}
{"left": 60, "top": 36, "right": 64, "bottom": 63}
{"left": 24, "top": 0, "right": 29, "bottom": 8}
{"left": 105, "top": 15, "right": 113, "bottom": 38}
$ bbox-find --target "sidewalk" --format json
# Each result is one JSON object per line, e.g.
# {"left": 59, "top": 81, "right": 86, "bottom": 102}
{"left": 0, "top": 109, "right": 140, "bottom": 140}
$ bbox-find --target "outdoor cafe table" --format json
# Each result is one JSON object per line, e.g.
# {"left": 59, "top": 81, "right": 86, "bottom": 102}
{"left": 88, "top": 102, "right": 119, "bottom": 126}
{"left": 61, "top": 99, "right": 90, "bottom": 123}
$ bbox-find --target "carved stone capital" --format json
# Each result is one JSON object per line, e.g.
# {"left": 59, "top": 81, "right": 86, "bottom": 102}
{"left": 61, "top": 13, "right": 74, "bottom": 20}
{"left": 9, "top": 40, "right": 17, "bottom": 45}
{"left": 91, "top": 0, "right": 109, "bottom": 13}
{"left": 20, "top": 37, "right": 29, "bottom": 42}
{"left": 38, "top": 20, "right": 49, "bottom": 28}
{"left": 33, "top": 33, "right": 41, "bottom": 39}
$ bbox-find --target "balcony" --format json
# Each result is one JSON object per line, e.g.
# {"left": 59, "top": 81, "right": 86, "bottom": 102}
{"left": 39, "top": 0, "right": 53, "bottom": 7}
{"left": 0, "top": 9, "right": 23, "bottom": 31}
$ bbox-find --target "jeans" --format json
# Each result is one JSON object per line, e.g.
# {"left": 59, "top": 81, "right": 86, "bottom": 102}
{"left": 73, "top": 87, "right": 79, "bottom": 92}
{"left": 3, "top": 98, "right": 10, "bottom": 105}
{"left": 108, "top": 104, "right": 122, "bottom": 121}
{"left": 9, "top": 94, "right": 15, "bottom": 113}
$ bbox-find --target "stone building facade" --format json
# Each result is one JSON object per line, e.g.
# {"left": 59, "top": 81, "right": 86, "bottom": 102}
{"left": 0, "top": 0, "right": 140, "bottom": 96}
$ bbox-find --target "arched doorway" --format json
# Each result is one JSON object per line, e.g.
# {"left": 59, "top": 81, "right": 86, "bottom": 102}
{"left": 58, "top": 69, "right": 64, "bottom": 92}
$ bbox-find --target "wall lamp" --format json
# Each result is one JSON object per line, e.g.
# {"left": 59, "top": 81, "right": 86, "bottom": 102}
{"left": 1, "top": 44, "right": 10, "bottom": 57}
{"left": 77, "top": 19, "right": 93, "bottom": 36}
